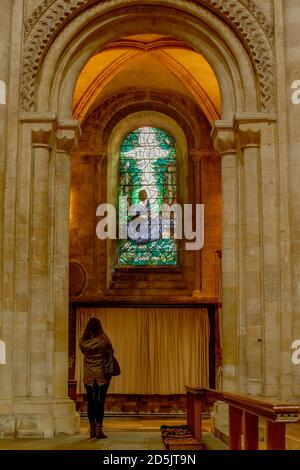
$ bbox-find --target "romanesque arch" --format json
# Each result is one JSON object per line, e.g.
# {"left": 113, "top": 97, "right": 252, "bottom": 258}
{"left": 21, "top": 0, "right": 275, "bottom": 113}
{"left": 1, "top": 0, "right": 289, "bottom": 440}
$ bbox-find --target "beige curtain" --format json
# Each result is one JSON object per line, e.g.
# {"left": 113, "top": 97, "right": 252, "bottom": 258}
{"left": 75, "top": 307, "right": 210, "bottom": 395}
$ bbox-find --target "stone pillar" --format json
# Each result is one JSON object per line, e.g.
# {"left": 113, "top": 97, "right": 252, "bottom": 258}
{"left": 281, "top": 0, "right": 300, "bottom": 400}
{"left": 259, "top": 121, "right": 280, "bottom": 398}
{"left": 190, "top": 149, "right": 203, "bottom": 296}
{"left": 212, "top": 123, "right": 239, "bottom": 392}
{"left": 54, "top": 122, "right": 81, "bottom": 401}
{"left": 0, "top": 0, "right": 11, "bottom": 243}
{"left": 0, "top": 1, "right": 12, "bottom": 327}
{"left": 0, "top": 3, "right": 14, "bottom": 433}
{"left": 0, "top": 117, "right": 81, "bottom": 437}
{"left": 30, "top": 124, "right": 55, "bottom": 398}
{"left": 237, "top": 123, "right": 263, "bottom": 395}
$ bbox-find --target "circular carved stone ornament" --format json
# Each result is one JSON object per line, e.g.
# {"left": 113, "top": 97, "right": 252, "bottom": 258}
{"left": 69, "top": 262, "right": 86, "bottom": 297}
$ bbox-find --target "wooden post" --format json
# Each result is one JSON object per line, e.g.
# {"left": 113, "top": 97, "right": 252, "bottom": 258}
{"left": 244, "top": 412, "right": 259, "bottom": 450}
{"left": 266, "top": 421, "right": 286, "bottom": 450}
{"left": 68, "top": 379, "right": 77, "bottom": 402}
{"left": 193, "top": 394, "right": 203, "bottom": 442}
{"left": 229, "top": 406, "right": 243, "bottom": 450}
{"left": 187, "top": 392, "right": 192, "bottom": 430}
{"left": 190, "top": 394, "right": 195, "bottom": 434}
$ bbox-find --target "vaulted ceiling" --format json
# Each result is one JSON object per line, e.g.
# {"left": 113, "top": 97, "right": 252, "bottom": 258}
{"left": 73, "top": 34, "right": 221, "bottom": 125}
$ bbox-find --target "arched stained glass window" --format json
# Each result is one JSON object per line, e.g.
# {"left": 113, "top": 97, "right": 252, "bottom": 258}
{"left": 119, "top": 127, "right": 177, "bottom": 266}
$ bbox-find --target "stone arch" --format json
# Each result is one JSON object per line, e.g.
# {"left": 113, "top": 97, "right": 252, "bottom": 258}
{"left": 21, "top": 0, "right": 275, "bottom": 116}
{"left": 82, "top": 91, "right": 212, "bottom": 150}
{"left": 107, "top": 111, "right": 189, "bottom": 204}
{"left": 74, "top": 90, "right": 217, "bottom": 299}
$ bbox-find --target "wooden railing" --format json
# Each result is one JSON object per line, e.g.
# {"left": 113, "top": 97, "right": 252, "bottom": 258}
{"left": 186, "top": 386, "right": 300, "bottom": 450}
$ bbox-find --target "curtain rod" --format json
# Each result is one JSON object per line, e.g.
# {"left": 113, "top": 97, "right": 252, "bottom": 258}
{"left": 72, "top": 302, "right": 217, "bottom": 309}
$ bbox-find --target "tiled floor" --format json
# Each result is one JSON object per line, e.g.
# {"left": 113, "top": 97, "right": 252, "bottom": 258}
{"left": 0, "top": 417, "right": 227, "bottom": 451}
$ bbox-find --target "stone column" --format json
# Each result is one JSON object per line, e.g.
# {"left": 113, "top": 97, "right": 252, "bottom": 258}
{"left": 53, "top": 122, "right": 81, "bottom": 401}
{"left": 212, "top": 123, "right": 239, "bottom": 392}
{"left": 30, "top": 123, "right": 56, "bottom": 398}
{"left": 0, "top": 3, "right": 19, "bottom": 436}
{"left": 281, "top": 0, "right": 300, "bottom": 400}
{"left": 0, "top": 0, "right": 12, "bottom": 327}
{"left": 236, "top": 115, "right": 279, "bottom": 399}
{"left": 1, "top": 116, "right": 81, "bottom": 438}
{"left": 259, "top": 120, "right": 280, "bottom": 398}
{"left": 190, "top": 149, "right": 203, "bottom": 297}
{"left": 237, "top": 122, "right": 263, "bottom": 395}
{"left": 210, "top": 123, "right": 238, "bottom": 441}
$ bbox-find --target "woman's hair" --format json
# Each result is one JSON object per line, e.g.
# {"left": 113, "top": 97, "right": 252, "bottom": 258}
{"left": 82, "top": 317, "right": 104, "bottom": 341}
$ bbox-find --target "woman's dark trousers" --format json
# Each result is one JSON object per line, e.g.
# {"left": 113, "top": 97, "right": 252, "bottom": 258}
{"left": 85, "top": 380, "right": 109, "bottom": 437}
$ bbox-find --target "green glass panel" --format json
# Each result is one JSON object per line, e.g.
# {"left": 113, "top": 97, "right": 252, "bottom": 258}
{"left": 119, "top": 127, "right": 177, "bottom": 266}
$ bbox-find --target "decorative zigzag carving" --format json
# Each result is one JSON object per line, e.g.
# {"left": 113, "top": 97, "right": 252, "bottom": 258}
{"left": 24, "top": 0, "right": 55, "bottom": 38}
{"left": 24, "top": 0, "right": 274, "bottom": 40}
{"left": 21, "top": 0, "right": 275, "bottom": 112}
{"left": 242, "top": 0, "right": 274, "bottom": 39}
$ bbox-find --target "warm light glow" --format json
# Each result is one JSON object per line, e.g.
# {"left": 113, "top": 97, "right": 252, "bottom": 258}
{"left": 69, "top": 187, "right": 76, "bottom": 227}
{"left": 73, "top": 35, "right": 221, "bottom": 123}
{"left": 73, "top": 49, "right": 134, "bottom": 109}
{"left": 161, "top": 48, "right": 221, "bottom": 115}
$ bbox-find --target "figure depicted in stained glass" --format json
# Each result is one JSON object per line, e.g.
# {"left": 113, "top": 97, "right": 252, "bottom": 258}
{"left": 128, "top": 189, "right": 152, "bottom": 244}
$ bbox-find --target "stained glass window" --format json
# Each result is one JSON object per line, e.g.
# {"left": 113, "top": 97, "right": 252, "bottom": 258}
{"left": 119, "top": 127, "right": 177, "bottom": 266}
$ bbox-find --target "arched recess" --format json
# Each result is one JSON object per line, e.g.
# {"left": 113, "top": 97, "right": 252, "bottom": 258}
{"left": 1, "top": 0, "right": 281, "bottom": 440}
{"left": 29, "top": 3, "right": 267, "bottom": 119}
{"left": 22, "top": 0, "right": 275, "bottom": 115}
{"left": 71, "top": 91, "right": 214, "bottom": 297}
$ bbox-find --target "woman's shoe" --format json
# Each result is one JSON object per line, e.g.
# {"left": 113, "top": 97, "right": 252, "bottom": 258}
{"left": 89, "top": 421, "right": 96, "bottom": 438}
{"left": 96, "top": 422, "right": 108, "bottom": 439}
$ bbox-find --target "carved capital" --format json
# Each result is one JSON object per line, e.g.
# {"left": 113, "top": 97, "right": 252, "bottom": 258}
{"left": 56, "top": 120, "right": 81, "bottom": 154}
{"left": 189, "top": 150, "right": 202, "bottom": 164}
{"left": 31, "top": 123, "right": 56, "bottom": 148}
{"left": 234, "top": 113, "right": 276, "bottom": 150}
{"left": 237, "top": 124, "right": 261, "bottom": 150}
{"left": 20, "top": 113, "right": 56, "bottom": 148}
{"left": 211, "top": 122, "right": 236, "bottom": 156}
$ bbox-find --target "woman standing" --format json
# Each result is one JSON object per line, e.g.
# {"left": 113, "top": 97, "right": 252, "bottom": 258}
{"left": 79, "top": 317, "right": 114, "bottom": 439}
